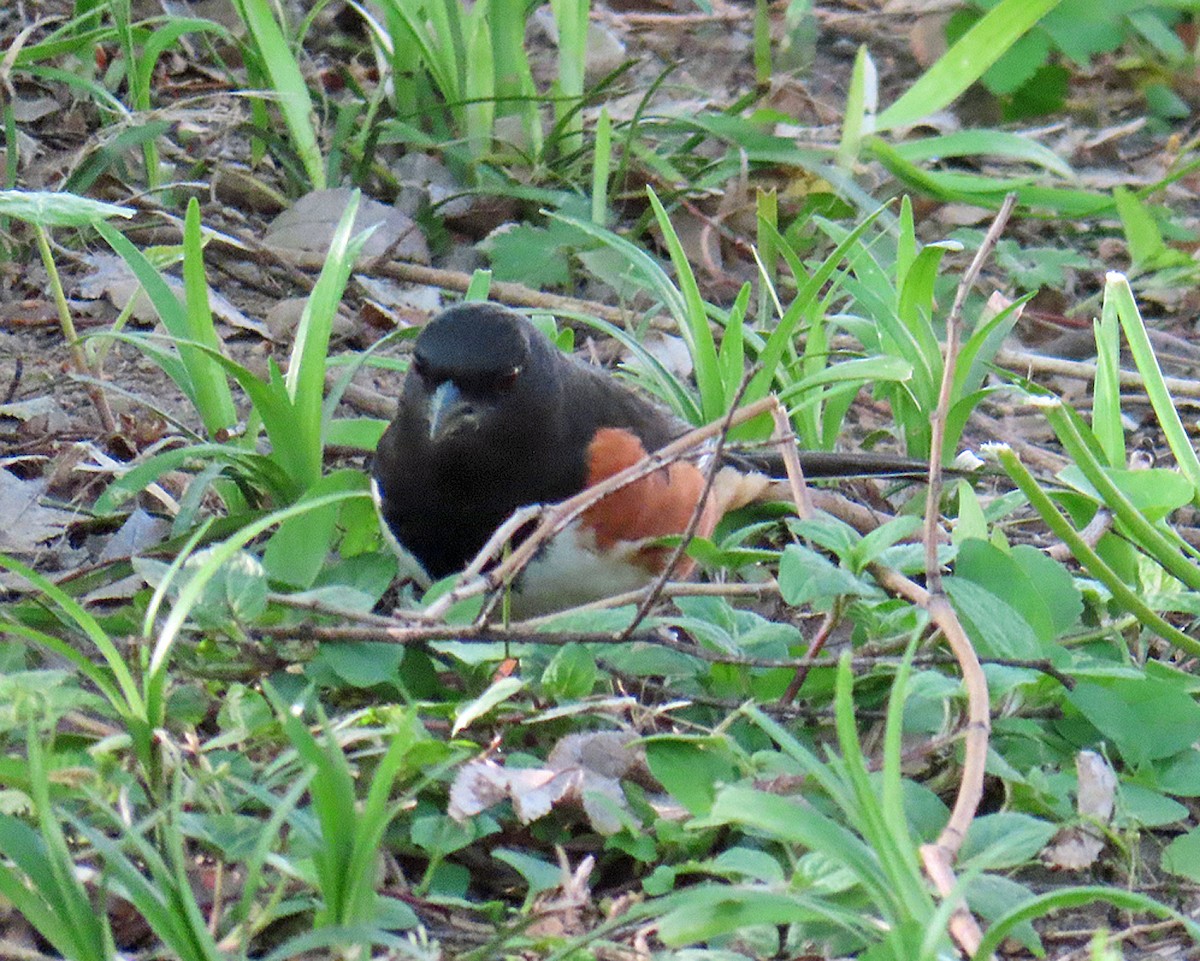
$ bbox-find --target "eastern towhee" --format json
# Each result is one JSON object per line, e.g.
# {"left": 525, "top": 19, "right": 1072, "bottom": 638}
{"left": 372, "top": 302, "right": 928, "bottom": 615}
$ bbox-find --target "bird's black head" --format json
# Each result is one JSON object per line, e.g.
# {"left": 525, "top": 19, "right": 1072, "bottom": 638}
{"left": 404, "top": 303, "right": 556, "bottom": 445}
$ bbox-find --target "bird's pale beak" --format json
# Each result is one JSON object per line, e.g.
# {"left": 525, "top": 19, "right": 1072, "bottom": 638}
{"left": 426, "top": 381, "right": 474, "bottom": 442}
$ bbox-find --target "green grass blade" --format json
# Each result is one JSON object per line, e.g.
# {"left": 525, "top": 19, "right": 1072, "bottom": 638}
{"left": 550, "top": 0, "right": 589, "bottom": 156}
{"left": 0, "top": 556, "right": 144, "bottom": 716}
{"left": 991, "top": 443, "right": 1200, "bottom": 657}
{"left": 285, "top": 189, "right": 374, "bottom": 491}
{"left": 836, "top": 45, "right": 875, "bottom": 169}
{"left": 264, "top": 685, "right": 359, "bottom": 924}
{"left": 646, "top": 188, "right": 724, "bottom": 421}
{"left": 463, "top": 12, "right": 496, "bottom": 159}
{"left": 137, "top": 18, "right": 230, "bottom": 111}
{"left": 230, "top": 0, "right": 326, "bottom": 188}
{"left": 743, "top": 208, "right": 885, "bottom": 409}
{"left": 1042, "top": 401, "right": 1200, "bottom": 592}
{"left": 25, "top": 733, "right": 114, "bottom": 961}
{"left": 832, "top": 654, "right": 931, "bottom": 919}
{"left": 775, "top": 355, "right": 912, "bottom": 407}
{"left": 892, "top": 130, "right": 1073, "bottom": 178}
{"left": 973, "top": 886, "right": 1200, "bottom": 960}
{"left": 592, "top": 107, "right": 612, "bottom": 225}
{"left": 1091, "top": 286, "right": 1123, "bottom": 468}
{"left": 572, "top": 313, "right": 701, "bottom": 422}
{"left": 95, "top": 220, "right": 205, "bottom": 408}
{"left": 181, "top": 198, "right": 238, "bottom": 436}
{"left": 149, "top": 491, "right": 367, "bottom": 677}
{"left": 877, "top": 0, "right": 1064, "bottom": 131}
{"left": 466, "top": 268, "right": 493, "bottom": 300}
{"left": 0, "top": 620, "right": 126, "bottom": 716}
{"left": 1106, "top": 272, "right": 1200, "bottom": 495}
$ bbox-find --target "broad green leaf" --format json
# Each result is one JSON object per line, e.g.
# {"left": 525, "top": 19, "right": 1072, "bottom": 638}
{"left": 943, "top": 576, "right": 1046, "bottom": 659}
{"left": 656, "top": 884, "right": 866, "bottom": 947}
{"left": 316, "top": 642, "right": 405, "bottom": 688}
{"left": 779, "top": 545, "right": 876, "bottom": 608}
{"left": 964, "top": 874, "right": 1042, "bottom": 953}
{"left": 954, "top": 539, "right": 1057, "bottom": 646}
{"left": 451, "top": 677, "right": 525, "bottom": 735}
{"left": 644, "top": 737, "right": 738, "bottom": 815}
{"left": 960, "top": 813, "right": 1056, "bottom": 869}
{"left": 540, "top": 643, "right": 598, "bottom": 701}
{"left": 1162, "top": 827, "right": 1200, "bottom": 882}
{"left": 1119, "top": 783, "right": 1188, "bottom": 828}
{"left": 1067, "top": 677, "right": 1200, "bottom": 767}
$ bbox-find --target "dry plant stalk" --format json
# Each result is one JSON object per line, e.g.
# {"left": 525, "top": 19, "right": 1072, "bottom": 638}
{"left": 769, "top": 401, "right": 815, "bottom": 520}
{"left": 905, "top": 192, "right": 1016, "bottom": 958}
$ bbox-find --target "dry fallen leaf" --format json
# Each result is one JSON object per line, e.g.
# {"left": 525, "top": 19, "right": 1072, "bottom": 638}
{"left": 264, "top": 188, "right": 431, "bottom": 264}
{"left": 527, "top": 849, "right": 596, "bottom": 940}
{"left": 0, "top": 396, "right": 71, "bottom": 436}
{"left": 0, "top": 469, "right": 78, "bottom": 557}
{"left": 448, "top": 730, "right": 647, "bottom": 835}
{"left": 82, "top": 508, "right": 172, "bottom": 605}
{"left": 77, "top": 252, "right": 269, "bottom": 338}
{"left": 1042, "top": 750, "right": 1118, "bottom": 871}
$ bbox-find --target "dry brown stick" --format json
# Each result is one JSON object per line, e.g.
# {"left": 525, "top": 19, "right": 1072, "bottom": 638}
{"left": 778, "top": 604, "right": 840, "bottom": 706}
{"left": 924, "top": 194, "right": 1016, "bottom": 591}
{"left": 187, "top": 220, "right": 658, "bottom": 328}
{"left": 769, "top": 404, "right": 815, "bottom": 520}
{"left": 768, "top": 401, "right": 842, "bottom": 705}
{"left": 459, "top": 505, "right": 544, "bottom": 588}
{"left": 253, "top": 615, "right": 1079, "bottom": 687}
{"left": 327, "top": 376, "right": 395, "bottom": 419}
{"left": 805, "top": 487, "right": 901, "bottom": 537}
{"left": 517, "top": 580, "right": 779, "bottom": 626}
{"left": 417, "top": 396, "right": 781, "bottom": 622}
{"left": 910, "top": 194, "right": 1016, "bottom": 958}
{"left": 257, "top": 246, "right": 651, "bottom": 328}
{"left": 380, "top": 263, "right": 645, "bottom": 326}
{"left": 602, "top": 7, "right": 748, "bottom": 25}
{"left": 867, "top": 568, "right": 991, "bottom": 957}
{"left": 32, "top": 229, "right": 119, "bottom": 436}
{"left": 1047, "top": 508, "right": 1113, "bottom": 562}
{"left": 995, "top": 346, "right": 1200, "bottom": 398}
{"left": 970, "top": 411, "right": 1070, "bottom": 474}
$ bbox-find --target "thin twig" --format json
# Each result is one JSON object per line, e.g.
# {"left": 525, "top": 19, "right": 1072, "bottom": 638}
{"left": 924, "top": 193, "right": 1016, "bottom": 592}
{"left": 618, "top": 376, "right": 755, "bottom": 639}
{"left": 517, "top": 580, "right": 779, "bottom": 627}
{"left": 260, "top": 245, "right": 655, "bottom": 329}
{"left": 252, "top": 615, "right": 1076, "bottom": 687}
{"left": 769, "top": 403, "right": 814, "bottom": 520}
{"left": 418, "top": 397, "right": 779, "bottom": 622}
{"left": 2, "top": 356, "right": 21, "bottom": 404}
{"left": 778, "top": 600, "right": 843, "bottom": 706}
{"left": 996, "top": 346, "right": 1200, "bottom": 398}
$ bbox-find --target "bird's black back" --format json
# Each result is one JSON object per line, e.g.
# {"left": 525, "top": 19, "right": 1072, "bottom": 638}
{"left": 372, "top": 304, "right": 680, "bottom": 579}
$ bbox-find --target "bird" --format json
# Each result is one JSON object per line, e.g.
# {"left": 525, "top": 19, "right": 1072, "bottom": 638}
{"left": 371, "top": 302, "right": 929, "bottom": 616}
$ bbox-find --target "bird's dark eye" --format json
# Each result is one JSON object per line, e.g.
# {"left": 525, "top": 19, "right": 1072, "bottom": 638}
{"left": 495, "top": 366, "right": 521, "bottom": 392}
{"left": 410, "top": 355, "right": 430, "bottom": 379}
